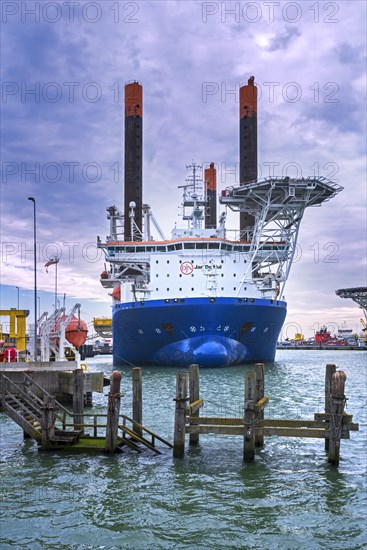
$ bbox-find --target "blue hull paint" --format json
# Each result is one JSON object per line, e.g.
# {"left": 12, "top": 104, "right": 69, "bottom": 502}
{"left": 112, "top": 297, "right": 286, "bottom": 367}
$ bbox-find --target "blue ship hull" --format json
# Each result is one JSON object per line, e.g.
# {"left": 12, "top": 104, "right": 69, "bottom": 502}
{"left": 112, "top": 297, "right": 286, "bottom": 367}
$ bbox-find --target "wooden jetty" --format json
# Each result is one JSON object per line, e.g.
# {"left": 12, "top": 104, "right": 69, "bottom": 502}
{"left": 0, "top": 368, "right": 172, "bottom": 455}
{"left": 1, "top": 363, "right": 359, "bottom": 465}
{"left": 173, "top": 363, "right": 359, "bottom": 467}
{"left": 0, "top": 361, "right": 105, "bottom": 405}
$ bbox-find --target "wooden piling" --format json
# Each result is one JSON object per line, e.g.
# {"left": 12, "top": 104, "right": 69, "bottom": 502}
{"left": 243, "top": 370, "right": 256, "bottom": 461}
{"left": 133, "top": 367, "right": 142, "bottom": 437}
{"left": 189, "top": 364, "right": 200, "bottom": 446}
{"left": 41, "top": 395, "right": 56, "bottom": 450}
{"left": 23, "top": 375, "right": 32, "bottom": 438}
{"left": 105, "top": 371, "right": 122, "bottom": 453}
{"left": 328, "top": 370, "right": 347, "bottom": 466}
{"left": 173, "top": 372, "right": 188, "bottom": 458}
{"left": 255, "top": 363, "right": 264, "bottom": 447}
{"left": 73, "top": 368, "right": 84, "bottom": 434}
{"left": 324, "top": 364, "right": 336, "bottom": 451}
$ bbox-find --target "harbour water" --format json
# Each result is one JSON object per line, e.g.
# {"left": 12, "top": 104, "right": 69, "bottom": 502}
{"left": 1, "top": 350, "right": 366, "bottom": 549}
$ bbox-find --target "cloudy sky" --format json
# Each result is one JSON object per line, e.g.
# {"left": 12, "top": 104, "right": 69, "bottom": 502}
{"left": 1, "top": 0, "right": 366, "bottom": 338}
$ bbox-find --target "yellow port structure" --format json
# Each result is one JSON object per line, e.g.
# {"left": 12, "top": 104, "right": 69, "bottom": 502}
{"left": 0, "top": 309, "right": 29, "bottom": 351}
{"left": 93, "top": 317, "right": 112, "bottom": 338}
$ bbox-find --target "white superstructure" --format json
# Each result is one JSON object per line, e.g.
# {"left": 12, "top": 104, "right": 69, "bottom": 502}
{"left": 98, "top": 171, "right": 342, "bottom": 307}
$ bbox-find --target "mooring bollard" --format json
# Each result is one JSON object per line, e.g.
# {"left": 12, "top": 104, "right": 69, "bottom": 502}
{"left": 255, "top": 363, "right": 264, "bottom": 448}
{"left": 132, "top": 367, "right": 142, "bottom": 437}
{"left": 41, "top": 395, "right": 56, "bottom": 450}
{"left": 73, "top": 368, "right": 84, "bottom": 434}
{"left": 243, "top": 370, "right": 256, "bottom": 461}
{"left": 328, "top": 370, "right": 347, "bottom": 466}
{"left": 173, "top": 372, "right": 188, "bottom": 458}
{"left": 324, "top": 364, "right": 336, "bottom": 451}
{"left": 189, "top": 364, "right": 200, "bottom": 446}
{"left": 105, "top": 371, "right": 122, "bottom": 453}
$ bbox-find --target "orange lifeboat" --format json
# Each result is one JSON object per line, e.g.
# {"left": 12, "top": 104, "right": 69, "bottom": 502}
{"left": 65, "top": 316, "right": 88, "bottom": 347}
{"left": 111, "top": 287, "right": 121, "bottom": 301}
{"left": 54, "top": 315, "right": 88, "bottom": 347}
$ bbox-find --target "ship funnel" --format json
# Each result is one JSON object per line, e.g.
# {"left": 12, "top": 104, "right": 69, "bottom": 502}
{"left": 239, "top": 76, "right": 258, "bottom": 234}
{"left": 124, "top": 81, "right": 143, "bottom": 241}
{"left": 204, "top": 162, "right": 217, "bottom": 229}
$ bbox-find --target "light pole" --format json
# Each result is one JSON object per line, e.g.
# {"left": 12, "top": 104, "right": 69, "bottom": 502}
{"left": 28, "top": 197, "right": 37, "bottom": 361}
{"left": 16, "top": 286, "right": 20, "bottom": 309}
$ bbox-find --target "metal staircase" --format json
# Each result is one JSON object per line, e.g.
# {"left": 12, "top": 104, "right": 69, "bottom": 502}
{"left": 0, "top": 372, "right": 82, "bottom": 446}
{"left": 1, "top": 372, "right": 173, "bottom": 453}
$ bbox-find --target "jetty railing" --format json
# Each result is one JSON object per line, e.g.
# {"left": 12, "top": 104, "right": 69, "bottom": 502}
{"left": 0, "top": 368, "right": 173, "bottom": 454}
{"left": 1, "top": 364, "right": 359, "bottom": 465}
{"left": 173, "top": 363, "right": 359, "bottom": 467}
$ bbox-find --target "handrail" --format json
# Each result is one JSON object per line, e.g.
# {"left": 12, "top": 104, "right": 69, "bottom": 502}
{"left": 1, "top": 373, "right": 172, "bottom": 449}
{"left": 22, "top": 373, "right": 71, "bottom": 417}
{"left": 2, "top": 388, "right": 42, "bottom": 424}
{"left": 59, "top": 412, "right": 173, "bottom": 448}
{"left": 0, "top": 372, "right": 71, "bottom": 427}
{"left": 119, "top": 413, "right": 173, "bottom": 448}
